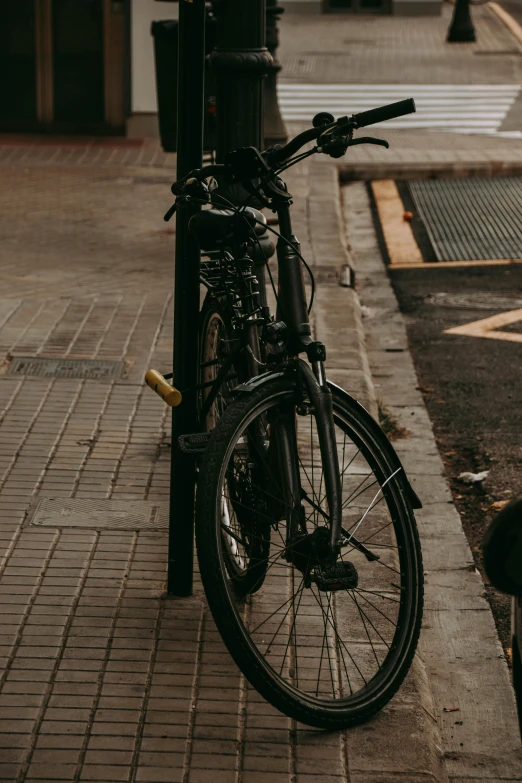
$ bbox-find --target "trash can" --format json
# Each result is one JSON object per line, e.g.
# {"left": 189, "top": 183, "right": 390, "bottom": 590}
{"left": 151, "top": 20, "right": 179, "bottom": 153}
{"left": 151, "top": 10, "right": 217, "bottom": 154}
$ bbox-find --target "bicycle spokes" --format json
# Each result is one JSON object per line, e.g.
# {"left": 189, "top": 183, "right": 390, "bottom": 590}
{"left": 216, "top": 396, "right": 409, "bottom": 701}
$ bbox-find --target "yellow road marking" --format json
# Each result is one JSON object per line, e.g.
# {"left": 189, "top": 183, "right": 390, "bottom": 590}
{"left": 487, "top": 2, "right": 522, "bottom": 46}
{"left": 389, "top": 258, "right": 522, "bottom": 270}
{"left": 371, "top": 180, "right": 424, "bottom": 266}
{"left": 444, "top": 308, "right": 522, "bottom": 344}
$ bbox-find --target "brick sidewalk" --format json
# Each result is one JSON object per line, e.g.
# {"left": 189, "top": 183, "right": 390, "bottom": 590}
{"left": 280, "top": 4, "right": 522, "bottom": 85}
{"left": 0, "top": 155, "right": 448, "bottom": 782}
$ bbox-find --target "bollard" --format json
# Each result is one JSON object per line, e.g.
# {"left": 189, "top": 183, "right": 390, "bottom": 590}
{"left": 447, "top": 0, "right": 476, "bottom": 43}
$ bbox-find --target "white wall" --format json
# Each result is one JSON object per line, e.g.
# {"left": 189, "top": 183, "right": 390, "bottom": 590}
{"left": 131, "top": 0, "right": 179, "bottom": 114}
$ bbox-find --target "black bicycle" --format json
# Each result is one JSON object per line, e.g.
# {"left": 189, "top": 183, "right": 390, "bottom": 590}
{"left": 147, "top": 99, "right": 424, "bottom": 729}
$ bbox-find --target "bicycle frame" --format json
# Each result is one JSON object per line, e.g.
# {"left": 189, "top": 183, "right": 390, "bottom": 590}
{"left": 272, "top": 189, "right": 344, "bottom": 557}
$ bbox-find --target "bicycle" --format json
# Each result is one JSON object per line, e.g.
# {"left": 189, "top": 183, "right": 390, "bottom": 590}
{"left": 147, "top": 98, "right": 424, "bottom": 729}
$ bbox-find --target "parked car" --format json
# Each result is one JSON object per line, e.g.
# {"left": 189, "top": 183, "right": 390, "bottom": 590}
{"left": 483, "top": 497, "right": 522, "bottom": 725}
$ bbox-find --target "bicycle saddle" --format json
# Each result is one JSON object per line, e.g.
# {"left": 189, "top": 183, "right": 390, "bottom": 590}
{"left": 189, "top": 207, "right": 267, "bottom": 251}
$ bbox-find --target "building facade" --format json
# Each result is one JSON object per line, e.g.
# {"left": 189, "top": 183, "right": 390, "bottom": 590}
{"left": 0, "top": 0, "right": 441, "bottom": 139}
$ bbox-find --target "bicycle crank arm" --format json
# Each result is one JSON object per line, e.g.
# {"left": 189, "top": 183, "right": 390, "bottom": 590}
{"left": 299, "top": 360, "right": 343, "bottom": 557}
{"left": 145, "top": 369, "right": 182, "bottom": 407}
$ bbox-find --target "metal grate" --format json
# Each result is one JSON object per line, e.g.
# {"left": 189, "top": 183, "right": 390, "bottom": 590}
{"left": 408, "top": 178, "right": 522, "bottom": 262}
{"left": 27, "top": 498, "right": 169, "bottom": 530}
{"left": 6, "top": 356, "right": 125, "bottom": 380}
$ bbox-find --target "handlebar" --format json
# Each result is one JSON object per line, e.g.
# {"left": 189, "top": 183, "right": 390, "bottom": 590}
{"left": 169, "top": 98, "right": 416, "bottom": 192}
{"left": 352, "top": 98, "right": 416, "bottom": 130}
{"left": 268, "top": 122, "right": 337, "bottom": 167}
{"left": 268, "top": 98, "right": 415, "bottom": 166}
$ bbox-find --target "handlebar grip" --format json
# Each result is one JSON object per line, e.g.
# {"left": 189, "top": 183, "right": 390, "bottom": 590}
{"left": 145, "top": 370, "right": 182, "bottom": 407}
{"left": 352, "top": 98, "right": 416, "bottom": 129}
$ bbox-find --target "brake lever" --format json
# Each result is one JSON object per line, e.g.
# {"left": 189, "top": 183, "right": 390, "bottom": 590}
{"left": 346, "top": 137, "right": 389, "bottom": 149}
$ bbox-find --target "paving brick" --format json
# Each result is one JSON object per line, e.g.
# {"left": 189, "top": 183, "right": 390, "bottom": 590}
{"left": 90, "top": 722, "right": 138, "bottom": 737}
{"left": 35, "top": 734, "right": 85, "bottom": 749}
{"left": 137, "top": 751, "right": 184, "bottom": 768}
{"left": 39, "top": 721, "right": 88, "bottom": 735}
{"left": 26, "top": 763, "right": 78, "bottom": 780}
{"left": 135, "top": 769, "right": 183, "bottom": 783}
{"left": 0, "top": 765, "right": 21, "bottom": 780}
{"left": 31, "top": 748, "right": 81, "bottom": 764}
{"left": 83, "top": 749, "right": 134, "bottom": 765}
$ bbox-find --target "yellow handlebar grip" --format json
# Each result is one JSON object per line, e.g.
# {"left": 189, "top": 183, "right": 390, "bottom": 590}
{"left": 145, "top": 370, "right": 182, "bottom": 407}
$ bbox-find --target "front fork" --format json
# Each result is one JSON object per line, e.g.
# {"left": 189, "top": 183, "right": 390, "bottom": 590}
{"left": 300, "top": 358, "right": 343, "bottom": 557}
{"left": 275, "top": 356, "right": 343, "bottom": 561}
{"left": 274, "top": 195, "right": 342, "bottom": 558}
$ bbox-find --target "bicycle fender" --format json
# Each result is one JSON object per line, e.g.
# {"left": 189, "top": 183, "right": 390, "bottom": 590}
{"left": 327, "top": 380, "right": 422, "bottom": 510}
{"left": 231, "top": 370, "right": 286, "bottom": 394}
{"left": 230, "top": 371, "right": 422, "bottom": 509}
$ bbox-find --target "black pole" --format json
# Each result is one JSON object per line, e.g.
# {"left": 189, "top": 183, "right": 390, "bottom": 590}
{"left": 264, "top": 1, "right": 287, "bottom": 147}
{"left": 447, "top": 0, "right": 476, "bottom": 43}
{"left": 210, "top": 0, "right": 272, "bottom": 161}
{"left": 168, "top": 0, "right": 206, "bottom": 596}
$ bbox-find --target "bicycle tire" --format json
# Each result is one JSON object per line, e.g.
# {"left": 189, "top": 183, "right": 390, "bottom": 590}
{"left": 199, "top": 294, "right": 271, "bottom": 594}
{"left": 199, "top": 294, "right": 238, "bottom": 432}
{"left": 196, "top": 375, "right": 424, "bottom": 729}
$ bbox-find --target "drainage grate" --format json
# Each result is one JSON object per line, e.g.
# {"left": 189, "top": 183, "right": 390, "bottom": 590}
{"left": 407, "top": 178, "right": 522, "bottom": 262}
{"left": 27, "top": 498, "right": 169, "bottom": 530}
{"left": 6, "top": 356, "right": 125, "bottom": 381}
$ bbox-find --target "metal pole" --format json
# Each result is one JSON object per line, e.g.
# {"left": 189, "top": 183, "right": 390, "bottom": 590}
{"left": 447, "top": 0, "right": 476, "bottom": 42}
{"left": 210, "top": 0, "right": 272, "bottom": 161}
{"left": 168, "top": 0, "right": 206, "bottom": 596}
{"left": 264, "top": 1, "right": 287, "bottom": 147}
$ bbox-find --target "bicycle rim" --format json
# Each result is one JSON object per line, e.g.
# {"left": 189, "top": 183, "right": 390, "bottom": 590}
{"left": 196, "top": 379, "right": 423, "bottom": 727}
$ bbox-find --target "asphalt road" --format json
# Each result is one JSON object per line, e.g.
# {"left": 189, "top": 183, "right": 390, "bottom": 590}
{"left": 390, "top": 262, "right": 522, "bottom": 651}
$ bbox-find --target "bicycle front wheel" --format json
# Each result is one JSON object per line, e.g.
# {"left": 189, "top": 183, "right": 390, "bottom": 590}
{"left": 196, "top": 376, "right": 423, "bottom": 729}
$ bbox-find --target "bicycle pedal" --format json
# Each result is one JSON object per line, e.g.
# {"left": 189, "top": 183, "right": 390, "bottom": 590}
{"left": 178, "top": 433, "right": 210, "bottom": 454}
{"left": 314, "top": 561, "right": 358, "bottom": 592}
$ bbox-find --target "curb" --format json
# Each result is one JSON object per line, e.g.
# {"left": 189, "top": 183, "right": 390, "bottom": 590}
{"left": 488, "top": 1, "right": 522, "bottom": 45}
{"left": 339, "top": 160, "right": 522, "bottom": 182}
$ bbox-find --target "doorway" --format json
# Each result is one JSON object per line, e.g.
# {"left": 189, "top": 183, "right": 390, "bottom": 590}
{"left": 0, "top": 0, "right": 127, "bottom": 134}
{"left": 323, "top": 0, "right": 391, "bottom": 12}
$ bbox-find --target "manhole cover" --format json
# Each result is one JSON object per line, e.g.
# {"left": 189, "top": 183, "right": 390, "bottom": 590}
{"left": 26, "top": 498, "right": 169, "bottom": 530}
{"left": 425, "top": 292, "right": 522, "bottom": 310}
{"left": 408, "top": 178, "right": 522, "bottom": 262}
{"left": 5, "top": 356, "right": 126, "bottom": 380}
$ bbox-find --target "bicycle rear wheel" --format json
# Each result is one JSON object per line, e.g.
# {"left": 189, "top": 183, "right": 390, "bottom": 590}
{"left": 199, "top": 295, "right": 238, "bottom": 432}
{"left": 199, "top": 294, "right": 271, "bottom": 594}
{"left": 196, "top": 375, "right": 423, "bottom": 729}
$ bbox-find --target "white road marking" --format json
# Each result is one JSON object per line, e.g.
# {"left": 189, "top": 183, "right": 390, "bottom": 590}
{"left": 278, "top": 84, "right": 522, "bottom": 137}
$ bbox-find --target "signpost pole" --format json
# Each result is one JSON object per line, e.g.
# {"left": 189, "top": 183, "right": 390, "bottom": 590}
{"left": 168, "top": 0, "right": 206, "bottom": 596}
